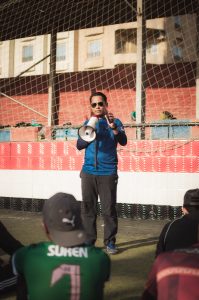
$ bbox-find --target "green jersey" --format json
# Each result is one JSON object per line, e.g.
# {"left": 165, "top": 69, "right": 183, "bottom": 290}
{"left": 13, "top": 242, "right": 110, "bottom": 300}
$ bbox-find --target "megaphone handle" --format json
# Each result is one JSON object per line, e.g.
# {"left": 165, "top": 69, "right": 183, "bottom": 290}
{"left": 105, "top": 114, "right": 111, "bottom": 125}
{"left": 77, "top": 137, "right": 90, "bottom": 150}
{"left": 105, "top": 114, "right": 118, "bottom": 132}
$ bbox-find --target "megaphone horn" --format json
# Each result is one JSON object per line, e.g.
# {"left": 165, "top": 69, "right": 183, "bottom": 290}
{"left": 78, "top": 116, "right": 98, "bottom": 142}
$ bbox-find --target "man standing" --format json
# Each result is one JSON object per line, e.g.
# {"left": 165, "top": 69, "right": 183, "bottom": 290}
{"left": 77, "top": 91, "right": 127, "bottom": 254}
{"left": 13, "top": 192, "right": 110, "bottom": 300}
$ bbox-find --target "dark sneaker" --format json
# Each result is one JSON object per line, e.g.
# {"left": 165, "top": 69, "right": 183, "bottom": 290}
{"left": 106, "top": 242, "right": 118, "bottom": 254}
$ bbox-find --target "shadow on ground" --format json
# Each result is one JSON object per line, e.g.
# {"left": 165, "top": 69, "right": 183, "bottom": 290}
{"left": 117, "top": 237, "right": 158, "bottom": 253}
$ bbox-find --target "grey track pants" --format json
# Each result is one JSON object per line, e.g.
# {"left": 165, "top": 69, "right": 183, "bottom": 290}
{"left": 80, "top": 171, "right": 118, "bottom": 246}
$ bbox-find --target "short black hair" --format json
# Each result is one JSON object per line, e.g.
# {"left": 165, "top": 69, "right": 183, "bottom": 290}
{"left": 89, "top": 91, "right": 107, "bottom": 103}
{"left": 183, "top": 189, "right": 199, "bottom": 215}
{"left": 185, "top": 206, "right": 199, "bottom": 214}
{"left": 183, "top": 189, "right": 199, "bottom": 208}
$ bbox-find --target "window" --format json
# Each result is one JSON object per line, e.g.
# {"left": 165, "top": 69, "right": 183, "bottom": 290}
{"left": 172, "top": 46, "right": 183, "bottom": 60}
{"left": 22, "top": 45, "right": 33, "bottom": 62}
{"left": 115, "top": 29, "right": 136, "bottom": 54}
{"left": 87, "top": 39, "right": 102, "bottom": 58}
{"left": 174, "top": 16, "right": 181, "bottom": 30}
{"left": 146, "top": 42, "right": 158, "bottom": 55}
{"left": 56, "top": 42, "right": 66, "bottom": 62}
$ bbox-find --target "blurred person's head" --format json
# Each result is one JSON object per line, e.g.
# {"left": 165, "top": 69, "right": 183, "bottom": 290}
{"left": 43, "top": 192, "right": 86, "bottom": 247}
{"left": 182, "top": 189, "right": 199, "bottom": 218}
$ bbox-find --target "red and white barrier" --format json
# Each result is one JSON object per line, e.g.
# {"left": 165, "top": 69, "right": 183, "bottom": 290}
{"left": 0, "top": 140, "right": 198, "bottom": 206}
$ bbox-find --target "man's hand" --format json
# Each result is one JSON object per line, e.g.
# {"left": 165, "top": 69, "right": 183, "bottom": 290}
{"left": 105, "top": 113, "right": 118, "bottom": 131}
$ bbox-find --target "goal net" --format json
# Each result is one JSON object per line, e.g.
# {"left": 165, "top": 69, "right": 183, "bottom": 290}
{"left": 0, "top": 0, "right": 198, "bottom": 145}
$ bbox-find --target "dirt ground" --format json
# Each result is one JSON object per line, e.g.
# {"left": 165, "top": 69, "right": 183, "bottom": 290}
{"left": 0, "top": 209, "right": 168, "bottom": 300}
{"left": 0, "top": 208, "right": 167, "bottom": 249}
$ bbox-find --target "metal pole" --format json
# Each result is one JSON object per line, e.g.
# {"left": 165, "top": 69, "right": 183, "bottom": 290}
{"left": 136, "top": 0, "right": 146, "bottom": 139}
{"left": 196, "top": 10, "right": 199, "bottom": 119}
{"left": 48, "top": 30, "right": 58, "bottom": 126}
{"left": 0, "top": 92, "right": 47, "bottom": 118}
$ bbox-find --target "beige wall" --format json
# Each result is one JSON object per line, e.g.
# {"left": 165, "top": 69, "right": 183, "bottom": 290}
{"left": 14, "top": 35, "right": 45, "bottom": 76}
{"left": 0, "top": 14, "right": 197, "bottom": 77}
{"left": 77, "top": 14, "right": 197, "bottom": 69}
{"left": 0, "top": 40, "right": 10, "bottom": 77}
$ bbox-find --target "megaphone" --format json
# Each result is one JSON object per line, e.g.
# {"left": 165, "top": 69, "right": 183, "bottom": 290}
{"left": 78, "top": 116, "right": 98, "bottom": 142}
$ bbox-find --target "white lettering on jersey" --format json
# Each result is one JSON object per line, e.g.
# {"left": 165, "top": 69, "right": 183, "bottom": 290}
{"left": 47, "top": 245, "right": 88, "bottom": 258}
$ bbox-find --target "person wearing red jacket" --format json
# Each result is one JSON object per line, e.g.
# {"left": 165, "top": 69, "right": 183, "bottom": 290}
{"left": 142, "top": 243, "right": 199, "bottom": 300}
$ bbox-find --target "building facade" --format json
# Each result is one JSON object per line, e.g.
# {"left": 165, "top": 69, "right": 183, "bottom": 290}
{"left": 0, "top": 14, "right": 197, "bottom": 77}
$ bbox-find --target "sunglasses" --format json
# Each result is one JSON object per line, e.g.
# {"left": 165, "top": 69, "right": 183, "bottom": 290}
{"left": 91, "top": 101, "right": 104, "bottom": 108}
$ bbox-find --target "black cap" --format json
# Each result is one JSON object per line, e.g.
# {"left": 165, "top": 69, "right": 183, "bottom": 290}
{"left": 183, "top": 189, "right": 199, "bottom": 207}
{"left": 43, "top": 192, "right": 86, "bottom": 247}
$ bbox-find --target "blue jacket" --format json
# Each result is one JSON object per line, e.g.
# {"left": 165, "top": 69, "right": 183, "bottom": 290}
{"left": 76, "top": 117, "right": 127, "bottom": 175}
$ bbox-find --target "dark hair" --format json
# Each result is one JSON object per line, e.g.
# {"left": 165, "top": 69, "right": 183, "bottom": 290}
{"left": 183, "top": 189, "right": 199, "bottom": 213}
{"left": 89, "top": 92, "right": 107, "bottom": 104}
{"left": 185, "top": 206, "right": 199, "bottom": 214}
